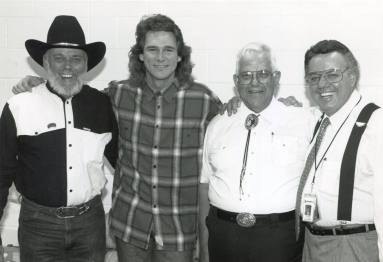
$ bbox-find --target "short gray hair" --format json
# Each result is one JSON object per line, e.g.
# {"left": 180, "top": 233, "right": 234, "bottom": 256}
{"left": 235, "top": 42, "right": 278, "bottom": 74}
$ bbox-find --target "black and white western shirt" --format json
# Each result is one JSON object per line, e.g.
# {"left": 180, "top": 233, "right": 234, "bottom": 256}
{"left": 0, "top": 84, "right": 117, "bottom": 216}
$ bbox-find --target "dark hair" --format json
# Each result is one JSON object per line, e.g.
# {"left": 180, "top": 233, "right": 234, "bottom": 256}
{"left": 127, "top": 14, "right": 194, "bottom": 86}
{"left": 304, "top": 40, "right": 360, "bottom": 85}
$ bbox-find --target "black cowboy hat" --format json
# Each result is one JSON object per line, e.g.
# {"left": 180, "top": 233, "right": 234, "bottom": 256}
{"left": 25, "top": 15, "right": 106, "bottom": 71}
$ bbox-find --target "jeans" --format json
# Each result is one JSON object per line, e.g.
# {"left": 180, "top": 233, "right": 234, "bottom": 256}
{"left": 115, "top": 237, "right": 194, "bottom": 262}
{"left": 18, "top": 196, "right": 106, "bottom": 262}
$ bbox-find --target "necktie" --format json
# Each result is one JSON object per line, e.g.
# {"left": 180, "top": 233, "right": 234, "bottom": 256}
{"left": 295, "top": 117, "right": 330, "bottom": 240}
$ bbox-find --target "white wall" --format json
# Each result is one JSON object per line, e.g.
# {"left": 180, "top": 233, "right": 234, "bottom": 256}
{"left": 0, "top": 0, "right": 383, "bottom": 244}
{"left": 1, "top": 0, "right": 383, "bottom": 106}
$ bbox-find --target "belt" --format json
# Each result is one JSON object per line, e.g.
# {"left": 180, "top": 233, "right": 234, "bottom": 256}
{"left": 305, "top": 223, "right": 376, "bottom": 236}
{"left": 211, "top": 205, "right": 295, "bottom": 227}
{"left": 22, "top": 195, "right": 101, "bottom": 219}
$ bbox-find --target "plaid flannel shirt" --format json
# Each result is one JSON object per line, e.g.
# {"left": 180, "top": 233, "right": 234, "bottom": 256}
{"left": 109, "top": 79, "right": 221, "bottom": 251}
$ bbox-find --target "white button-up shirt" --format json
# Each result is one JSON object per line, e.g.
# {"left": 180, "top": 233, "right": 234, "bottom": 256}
{"left": 300, "top": 91, "right": 383, "bottom": 260}
{"left": 201, "top": 98, "right": 314, "bottom": 214}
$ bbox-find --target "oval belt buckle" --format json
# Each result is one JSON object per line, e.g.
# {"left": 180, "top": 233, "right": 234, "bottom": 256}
{"left": 236, "top": 213, "right": 256, "bottom": 227}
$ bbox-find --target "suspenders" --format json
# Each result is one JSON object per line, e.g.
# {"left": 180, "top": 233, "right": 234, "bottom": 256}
{"left": 337, "top": 103, "right": 379, "bottom": 221}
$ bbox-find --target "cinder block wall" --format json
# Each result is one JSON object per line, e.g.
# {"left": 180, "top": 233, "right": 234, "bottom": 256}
{"left": 0, "top": 0, "right": 383, "bottom": 244}
{"left": 0, "top": 0, "right": 383, "bottom": 107}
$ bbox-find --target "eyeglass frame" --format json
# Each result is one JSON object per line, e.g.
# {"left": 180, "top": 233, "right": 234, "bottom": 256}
{"left": 305, "top": 67, "right": 352, "bottom": 85}
{"left": 234, "top": 70, "right": 279, "bottom": 85}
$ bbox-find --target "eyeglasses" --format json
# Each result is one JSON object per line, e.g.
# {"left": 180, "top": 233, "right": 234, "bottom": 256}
{"left": 236, "top": 70, "right": 273, "bottom": 85}
{"left": 305, "top": 67, "right": 350, "bottom": 85}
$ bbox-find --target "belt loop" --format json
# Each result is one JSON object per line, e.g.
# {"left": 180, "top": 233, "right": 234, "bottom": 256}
{"left": 270, "top": 214, "right": 278, "bottom": 223}
{"left": 365, "top": 224, "right": 369, "bottom": 232}
{"left": 332, "top": 228, "right": 337, "bottom": 235}
{"left": 270, "top": 214, "right": 278, "bottom": 228}
{"left": 210, "top": 205, "right": 217, "bottom": 216}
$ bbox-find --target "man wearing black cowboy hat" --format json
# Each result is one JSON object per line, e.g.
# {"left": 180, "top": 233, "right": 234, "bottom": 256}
{"left": 0, "top": 15, "right": 118, "bottom": 262}
{"left": 10, "top": 14, "right": 222, "bottom": 262}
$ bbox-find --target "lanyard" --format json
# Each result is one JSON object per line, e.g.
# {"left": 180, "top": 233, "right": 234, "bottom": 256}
{"left": 310, "top": 97, "right": 361, "bottom": 190}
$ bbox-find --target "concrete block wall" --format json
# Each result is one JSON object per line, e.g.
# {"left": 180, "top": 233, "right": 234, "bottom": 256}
{"left": 0, "top": 0, "right": 383, "bottom": 106}
{"left": 0, "top": 0, "right": 383, "bottom": 245}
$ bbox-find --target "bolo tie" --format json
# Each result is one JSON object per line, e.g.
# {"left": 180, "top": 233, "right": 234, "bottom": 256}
{"left": 239, "top": 113, "right": 259, "bottom": 199}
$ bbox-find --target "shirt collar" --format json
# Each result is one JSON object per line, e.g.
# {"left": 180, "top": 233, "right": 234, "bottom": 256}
{"left": 142, "top": 78, "right": 183, "bottom": 102}
{"left": 45, "top": 82, "right": 83, "bottom": 101}
{"left": 326, "top": 90, "right": 361, "bottom": 126}
{"left": 239, "top": 98, "right": 283, "bottom": 127}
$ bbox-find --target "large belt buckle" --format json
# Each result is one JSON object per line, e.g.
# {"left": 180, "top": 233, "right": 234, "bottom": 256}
{"left": 236, "top": 212, "right": 256, "bottom": 227}
{"left": 56, "top": 206, "right": 76, "bottom": 219}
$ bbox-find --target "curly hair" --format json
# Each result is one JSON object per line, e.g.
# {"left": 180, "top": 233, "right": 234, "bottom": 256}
{"left": 304, "top": 40, "right": 360, "bottom": 86}
{"left": 127, "top": 14, "right": 194, "bottom": 86}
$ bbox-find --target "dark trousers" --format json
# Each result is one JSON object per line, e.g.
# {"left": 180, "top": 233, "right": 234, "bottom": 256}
{"left": 206, "top": 208, "right": 303, "bottom": 262}
{"left": 18, "top": 196, "right": 106, "bottom": 262}
{"left": 115, "top": 237, "right": 194, "bottom": 262}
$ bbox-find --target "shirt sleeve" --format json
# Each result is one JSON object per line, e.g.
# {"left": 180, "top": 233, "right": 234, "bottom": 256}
{"left": 368, "top": 108, "right": 383, "bottom": 261}
{"left": 104, "top": 98, "right": 118, "bottom": 169}
{"left": 206, "top": 92, "right": 222, "bottom": 123}
{"left": 0, "top": 103, "right": 18, "bottom": 219}
{"left": 200, "top": 116, "right": 218, "bottom": 184}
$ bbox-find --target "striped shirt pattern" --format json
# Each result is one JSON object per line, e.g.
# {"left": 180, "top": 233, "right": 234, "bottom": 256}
{"left": 108, "top": 79, "right": 221, "bottom": 251}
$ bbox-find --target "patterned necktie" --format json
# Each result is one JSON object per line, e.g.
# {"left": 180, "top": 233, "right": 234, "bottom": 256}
{"left": 295, "top": 117, "right": 330, "bottom": 240}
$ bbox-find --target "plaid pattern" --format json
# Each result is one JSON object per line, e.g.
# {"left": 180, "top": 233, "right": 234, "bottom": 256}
{"left": 109, "top": 80, "right": 221, "bottom": 251}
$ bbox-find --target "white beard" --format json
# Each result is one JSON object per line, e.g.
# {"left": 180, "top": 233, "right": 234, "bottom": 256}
{"left": 46, "top": 67, "right": 85, "bottom": 99}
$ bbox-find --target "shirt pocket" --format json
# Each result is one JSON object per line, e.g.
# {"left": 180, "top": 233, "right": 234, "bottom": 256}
{"left": 181, "top": 126, "right": 202, "bottom": 149}
{"left": 272, "top": 135, "right": 305, "bottom": 166}
{"left": 316, "top": 159, "right": 339, "bottom": 194}
{"left": 209, "top": 142, "right": 243, "bottom": 174}
{"left": 119, "top": 119, "right": 133, "bottom": 141}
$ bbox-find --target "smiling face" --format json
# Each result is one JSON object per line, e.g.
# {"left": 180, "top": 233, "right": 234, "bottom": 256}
{"left": 306, "top": 51, "right": 356, "bottom": 116}
{"left": 139, "top": 31, "right": 181, "bottom": 91}
{"left": 43, "top": 48, "right": 87, "bottom": 98}
{"left": 234, "top": 52, "right": 280, "bottom": 113}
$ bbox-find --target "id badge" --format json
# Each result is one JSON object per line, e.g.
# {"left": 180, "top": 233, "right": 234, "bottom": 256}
{"left": 302, "top": 193, "right": 318, "bottom": 223}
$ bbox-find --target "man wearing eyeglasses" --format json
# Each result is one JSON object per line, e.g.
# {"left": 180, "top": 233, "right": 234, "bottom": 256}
{"left": 296, "top": 40, "right": 383, "bottom": 262}
{"left": 199, "top": 42, "right": 314, "bottom": 262}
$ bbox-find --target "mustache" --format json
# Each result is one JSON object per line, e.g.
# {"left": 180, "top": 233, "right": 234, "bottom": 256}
{"left": 45, "top": 66, "right": 85, "bottom": 98}
{"left": 47, "top": 75, "right": 84, "bottom": 98}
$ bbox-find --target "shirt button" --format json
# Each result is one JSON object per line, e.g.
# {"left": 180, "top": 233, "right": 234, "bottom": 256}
{"left": 69, "top": 189, "right": 73, "bottom": 192}
{"left": 157, "top": 105, "right": 161, "bottom": 109}
{"left": 66, "top": 101, "right": 69, "bottom": 104}
{"left": 153, "top": 185, "right": 157, "bottom": 189}
{"left": 155, "top": 125, "right": 159, "bottom": 128}
{"left": 68, "top": 144, "right": 72, "bottom": 147}
{"left": 68, "top": 121, "right": 72, "bottom": 124}
{"left": 35, "top": 132, "right": 38, "bottom": 135}
{"left": 153, "top": 205, "right": 157, "bottom": 208}
{"left": 69, "top": 166, "right": 72, "bottom": 170}
{"left": 154, "top": 145, "right": 158, "bottom": 149}
{"left": 153, "top": 165, "right": 157, "bottom": 169}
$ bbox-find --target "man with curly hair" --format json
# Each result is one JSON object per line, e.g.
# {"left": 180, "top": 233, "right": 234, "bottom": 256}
{"left": 107, "top": 14, "right": 221, "bottom": 262}
{"left": 12, "top": 14, "right": 221, "bottom": 262}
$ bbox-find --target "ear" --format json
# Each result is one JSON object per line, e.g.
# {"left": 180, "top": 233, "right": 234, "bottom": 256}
{"left": 272, "top": 71, "right": 281, "bottom": 83}
{"left": 272, "top": 71, "right": 281, "bottom": 97}
{"left": 349, "top": 69, "right": 357, "bottom": 88}
{"left": 139, "top": 54, "right": 144, "bottom": 62}
{"left": 42, "top": 53, "right": 49, "bottom": 70}
{"left": 233, "top": 74, "right": 239, "bottom": 86}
